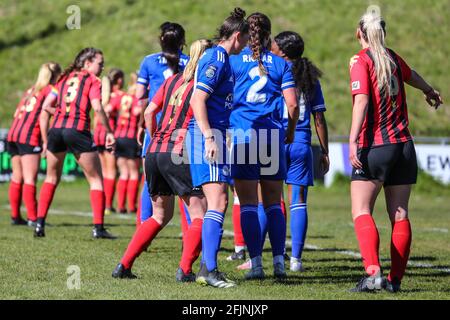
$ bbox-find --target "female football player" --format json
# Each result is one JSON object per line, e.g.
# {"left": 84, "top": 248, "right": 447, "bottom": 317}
{"left": 188, "top": 7, "right": 249, "bottom": 288}
{"left": 7, "top": 62, "right": 61, "bottom": 226}
{"left": 136, "top": 22, "right": 189, "bottom": 224}
{"left": 348, "top": 12, "right": 442, "bottom": 292}
{"left": 272, "top": 31, "right": 330, "bottom": 272}
{"left": 112, "top": 39, "right": 211, "bottom": 281}
{"left": 229, "top": 12, "right": 298, "bottom": 280}
{"left": 94, "top": 68, "right": 122, "bottom": 214}
{"left": 36, "top": 47, "right": 116, "bottom": 239}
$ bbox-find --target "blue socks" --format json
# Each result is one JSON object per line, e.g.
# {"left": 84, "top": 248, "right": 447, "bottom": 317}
{"left": 202, "top": 210, "right": 225, "bottom": 272}
{"left": 140, "top": 180, "right": 153, "bottom": 223}
{"left": 290, "top": 185, "right": 308, "bottom": 259}
{"left": 240, "top": 205, "right": 261, "bottom": 259}
{"left": 257, "top": 203, "right": 267, "bottom": 249}
{"left": 265, "top": 204, "right": 286, "bottom": 257}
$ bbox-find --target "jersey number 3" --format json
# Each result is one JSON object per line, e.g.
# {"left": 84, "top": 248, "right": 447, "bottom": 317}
{"left": 246, "top": 66, "right": 268, "bottom": 103}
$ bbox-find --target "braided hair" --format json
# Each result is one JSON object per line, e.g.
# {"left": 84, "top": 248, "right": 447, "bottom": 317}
{"left": 274, "top": 31, "right": 322, "bottom": 103}
{"left": 247, "top": 12, "right": 271, "bottom": 76}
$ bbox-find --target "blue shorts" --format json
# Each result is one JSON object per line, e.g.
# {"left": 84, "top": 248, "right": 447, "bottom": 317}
{"left": 186, "top": 126, "right": 230, "bottom": 187}
{"left": 230, "top": 141, "right": 287, "bottom": 181}
{"left": 141, "top": 130, "right": 151, "bottom": 158}
{"left": 285, "top": 142, "right": 314, "bottom": 186}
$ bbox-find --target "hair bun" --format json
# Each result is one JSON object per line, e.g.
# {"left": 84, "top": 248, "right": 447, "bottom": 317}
{"left": 231, "top": 7, "right": 246, "bottom": 20}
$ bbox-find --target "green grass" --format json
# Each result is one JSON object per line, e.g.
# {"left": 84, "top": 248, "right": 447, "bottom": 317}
{"left": 0, "top": 0, "right": 449, "bottom": 136}
{"left": 0, "top": 179, "right": 449, "bottom": 300}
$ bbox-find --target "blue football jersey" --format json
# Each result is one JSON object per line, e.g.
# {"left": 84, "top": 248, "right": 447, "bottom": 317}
{"left": 229, "top": 47, "right": 296, "bottom": 139}
{"left": 282, "top": 79, "right": 326, "bottom": 144}
{"left": 137, "top": 51, "right": 189, "bottom": 101}
{"left": 193, "top": 45, "right": 234, "bottom": 131}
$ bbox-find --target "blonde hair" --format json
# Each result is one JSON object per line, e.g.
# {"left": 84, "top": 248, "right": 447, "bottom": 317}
{"left": 183, "top": 39, "right": 213, "bottom": 83}
{"left": 101, "top": 68, "right": 124, "bottom": 106}
{"left": 127, "top": 72, "right": 138, "bottom": 96}
{"left": 359, "top": 12, "right": 395, "bottom": 94}
{"left": 32, "top": 62, "right": 61, "bottom": 96}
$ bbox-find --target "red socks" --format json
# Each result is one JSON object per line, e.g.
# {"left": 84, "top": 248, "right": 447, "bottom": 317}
{"left": 389, "top": 219, "right": 412, "bottom": 282}
{"left": 116, "top": 179, "right": 128, "bottom": 211}
{"left": 179, "top": 218, "right": 203, "bottom": 274}
{"left": 9, "top": 181, "right": 22, "bottom": 219}
{"left": 121, "top": 218, "right": 162, "bottom": 269}
{"left": 90, "top": 190, "right": 105, "bottom": 225}
{"left": 354, "top": 214, "right": 380, "bottom": 276}
{"left": 38, "top": 182, "right": 57, "bottom": 219}
{"left": 127, "top": 179, "right": 139, "bottom": 212}
{"left": 232, "top": 197, "right": 245, "bottom": 247}
{"left": 23, "top": 184, "right": 37, "bottom": 222}
{"left": 280, "top": 196, "right": 287, "bottom": 221}
{"left": 178, "top": 198, "right": 189, "bottom": 241}
{"left": 103, "top": 178, "right": 116, "bottom": 209}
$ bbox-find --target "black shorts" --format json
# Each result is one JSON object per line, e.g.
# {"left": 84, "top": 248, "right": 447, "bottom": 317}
{"left": 47, "top": 128, "right": 96, "bottom": 155}
{"left": 145, "top": 152, "right": 203, "bottom": 197}
{"left": 115, "top": 138, "right": 141, "bottom": 159}
{"left": 7, "top": 141, "right": 42, "bottom": 156}
{"left": 352, "top": 140, "right": 418, "bottom": 186}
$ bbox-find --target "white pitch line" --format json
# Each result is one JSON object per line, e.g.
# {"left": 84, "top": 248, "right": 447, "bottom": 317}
{"left": 5, "top": 206, "right": 449, "bottom": 274}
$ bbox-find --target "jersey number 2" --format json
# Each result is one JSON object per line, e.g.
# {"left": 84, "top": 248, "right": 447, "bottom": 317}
{"left": 246, "top": 66, "right": 268, "bottom": 103}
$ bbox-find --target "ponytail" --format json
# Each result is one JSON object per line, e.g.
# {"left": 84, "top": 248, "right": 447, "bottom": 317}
{"left": 247, "top": 12, "right": 271, "bottom": 76}
{"left": 359, "top": 13, "right": 395, "bottom": 94}
{"left": 31, "top": 62, "right": 61, "bottom": 97}
{"left": 183, "top": 39, "right": 213, "bottom": 83}
{"left": 274, "top": 31, "right": 322, "bottom": 102}
{"left": 159, "top": 22, "right": 186, "bottom": 74}
{"left": 102, "top": 68, "right": 124, "bottom": 106}
{"left": 60, "top": 47, "right": 103, "bottom": 80}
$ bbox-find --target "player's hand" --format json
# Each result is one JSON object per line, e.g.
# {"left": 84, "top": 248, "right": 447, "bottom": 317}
{"left": 320, "top": 153, "right": 330, "bottom": 175}
{"left": 424, "top": 88, "right": 443, "bottom": 110}
{"left": 41, "top": 142, "right": 47, "bottom": 159}
{"left": 349, "top": 141, "right": 362, "bottom": 169}
{"left": 105, "top": 133, "right": 116, "bottom": 152}
{"left": 205, "top": 137, "right": 218, "bottom": 163}
{"left": 137, "top": 127, "right": 145, "bottom": 146}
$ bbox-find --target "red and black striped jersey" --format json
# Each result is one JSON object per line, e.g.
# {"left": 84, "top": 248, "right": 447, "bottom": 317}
{"left": 114, "top": 93, "right": 142, "bottom": 139}
{"left": 148, "top": 73, "right": 194, "bottom": 155}
{"left": 52, "top": 70, "right": 101, "bottom": 132}
{"left": 349, "top": 48, "right": 412, "bottom": 148}
{"left": 93, "top": 90, "right": 121, "bottom": 147}
{"left": 7, "top": 85, "right": 52, "bottom": 146}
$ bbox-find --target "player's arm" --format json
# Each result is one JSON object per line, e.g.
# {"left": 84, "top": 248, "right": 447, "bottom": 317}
{"left": 313, "top": 111, "right": 329, "bottom": 174}
{"left": 39, "top": 92, "right": 57, "bottom": 156}
{"left": 282, "top": 87, "right": 299, "bottom": 144}
{"left": 349, "top": 94, "right": 368, "bottom": 169}
{"left": 406, "top": 71, "right": 443, "bottom": 109}
{"left": 136, "top": 85, "right": 149, "bottom": 146}
{"left": 144, "top": 102, "right": 162, "bottom": 137}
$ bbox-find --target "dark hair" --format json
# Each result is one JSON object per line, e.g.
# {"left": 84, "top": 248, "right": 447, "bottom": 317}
{"left": 274, "top": 31, "right": 322, "bottom": 102}
{"left": 215, "top": 7, "right": 249, "bottom": 41}
{"left": 247, "top": 12, "right": 271, "bottom": 75}
{"left": 159, "top": 22, "right": 186, "bottom": 74}
{"left": 60, "top": 47, "right": 103, "bottom": 79}
{"left": 108, "top": 68, "right": 124, "bottom": 88}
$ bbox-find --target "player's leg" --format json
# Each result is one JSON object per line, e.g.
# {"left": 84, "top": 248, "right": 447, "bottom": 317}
{"left": 20, "top": 153, "right": 40, "bottom": 224}
{"left": 126, "top": 158, "right": 140, "bottom": 214}
{"left": 178, "top": 194, "right": 207, "bottom": 281}
{"left": 260, "top": 179, "right": 286, "bottom": 279}
{"left": 102, "top": 151, "right": 117, "bottom": 214}
{"left": 9, "top": 153, "right": 24, "bottom": 224}
{"left": 113, "top": 194, "right": 175, "bottom": 278}
{"left": 228, "top": 186, "right": 246, "bottom": 261}
{"left": 76, "top": 150, "right": 115, "bottom": 239}
{"left": 140, "top": 133, "right": 153, "bottom": 222}
{"left": 289, "top": 184, "right": 308, "bottom": 272}
{"left": 116, "top": 157, "right": 129, "bottom": 213}
{"left": 35, "top": 150, "right": 65, "bottom": 237}
{"left": 384, "top": 184, "right": 412, "bottom": 292}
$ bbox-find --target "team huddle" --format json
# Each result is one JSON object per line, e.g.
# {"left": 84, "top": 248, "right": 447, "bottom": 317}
{"left": 6, "top": 7, "right": 442, "bottom": 292}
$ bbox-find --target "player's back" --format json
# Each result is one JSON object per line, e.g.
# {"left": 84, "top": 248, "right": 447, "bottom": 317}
{"left": 230, "top": 47, "right": 295, "bottom": 131}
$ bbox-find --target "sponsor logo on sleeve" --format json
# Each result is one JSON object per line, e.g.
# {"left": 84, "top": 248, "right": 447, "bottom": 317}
{"left": 352, "top": 81, "right": 361, "bottom": 91}
{"left": 205, "top": 66, "right": 217, "bottom": 79}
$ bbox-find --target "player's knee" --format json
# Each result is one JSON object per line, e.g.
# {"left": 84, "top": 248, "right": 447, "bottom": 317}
{"left": 392, "top": 207, "right": 408, "bottom": 222}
